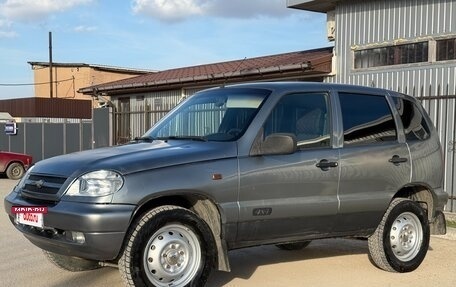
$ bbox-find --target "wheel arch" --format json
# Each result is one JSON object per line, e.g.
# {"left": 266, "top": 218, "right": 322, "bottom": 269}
{"left": 6, "top": 160, "right": 23, "bottom": 169}
{"left": 122, "top": 192, "right": 230, "bottom": 272}
{"left": 393, "top": 183, "right": 435, "bottom": 221}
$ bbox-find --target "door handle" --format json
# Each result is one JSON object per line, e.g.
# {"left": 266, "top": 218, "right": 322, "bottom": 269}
{"left": 316, "top": 159, "right": 339, "bottom": 171}
{"left": 389, "top": 155, "right": 408, "bottom": 166}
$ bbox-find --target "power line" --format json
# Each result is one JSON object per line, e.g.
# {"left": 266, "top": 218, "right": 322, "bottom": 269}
{"left": 0, "top": 77, "right": 74, "bottom": 87}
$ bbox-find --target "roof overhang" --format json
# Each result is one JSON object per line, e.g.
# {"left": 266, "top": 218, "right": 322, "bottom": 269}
{"left": 79, "top": 47, "right": 334, "bottom": 96}
{"left": 287, "top": 0, "right": 337, "bottom": 13}
{"left": 80, "top": 62, "right": 332, "bottom": 96}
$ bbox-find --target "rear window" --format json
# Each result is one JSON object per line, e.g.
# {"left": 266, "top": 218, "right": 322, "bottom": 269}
{"left": 393, "top": 97, "right": 431, "bottom": 141}
{"left": 339, "top": 93, "right": 397, "bottom": 146}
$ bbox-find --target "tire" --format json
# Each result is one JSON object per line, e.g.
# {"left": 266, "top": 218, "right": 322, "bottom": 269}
{"left": 368, "top": 198, "right": 430, "bottom": 273}
{"left": 119, "top": 205, "right": 216, "bottom": 287}
{"left": 6, "top": 162, "right": 25, "bottom": 180}
{"left": 276, "top": 241, "right": 311, "bottom": 251}
{"left": 43, "top": 251, "right": 101, "bottom": 272}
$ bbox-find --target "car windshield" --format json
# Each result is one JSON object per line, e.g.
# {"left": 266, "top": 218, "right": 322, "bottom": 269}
{"left": 144, "top": 87, "right": 270, "bottom": 141}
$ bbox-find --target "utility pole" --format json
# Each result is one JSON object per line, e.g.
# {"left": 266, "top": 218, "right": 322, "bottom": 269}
{"left": 49, "top": 31, "right": 53, "bottom": 98}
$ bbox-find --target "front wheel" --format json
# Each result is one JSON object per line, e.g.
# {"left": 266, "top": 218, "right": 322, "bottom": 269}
{"left": 368, "top": 198, "right": 430, "bottom": 273}
{"left": 119, "top": 206, "right": 216, "bottom": 287}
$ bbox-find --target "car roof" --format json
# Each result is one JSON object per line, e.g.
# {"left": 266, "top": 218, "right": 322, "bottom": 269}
{"left": 200, "top": 82, "right": 420, "bottom": 104}
{"left": 222, "top": 81, "right": 394, "bottom": 95}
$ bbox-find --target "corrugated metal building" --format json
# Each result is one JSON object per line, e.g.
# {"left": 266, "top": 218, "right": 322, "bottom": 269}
{"left": 288, "top": 0, "right": 456, "bottom": 211}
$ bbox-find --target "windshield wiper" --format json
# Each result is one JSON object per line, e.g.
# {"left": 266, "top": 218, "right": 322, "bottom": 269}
{"left": 132, "top": 136, "right": 155, "bottom": 143}
{"left": 157, "top": 136, "right": 208, "bottom": 142}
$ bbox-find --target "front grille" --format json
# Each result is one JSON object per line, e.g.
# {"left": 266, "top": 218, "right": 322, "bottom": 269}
{"left": 20, "top": 174, "right": 68, "bottom": 202}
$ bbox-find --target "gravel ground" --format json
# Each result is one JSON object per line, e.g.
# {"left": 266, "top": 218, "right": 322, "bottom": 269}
{"left": 1, "top": 178, "right": 455, "bottom": 287}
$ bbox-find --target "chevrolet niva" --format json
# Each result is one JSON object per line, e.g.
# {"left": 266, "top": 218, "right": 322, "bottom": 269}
{"left": 4, "top": 82, "right": 448, "bottom": 287}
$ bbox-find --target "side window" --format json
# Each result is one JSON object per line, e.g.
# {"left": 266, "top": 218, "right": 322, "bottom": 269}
{"left": 393, "top": 97, "right": 431, "bottom": 141}
{"left": 339, "top": 93, "right": 397, "bottom": 146}
{"left": 263, "top": 93, "right": 330, "bottom": 149}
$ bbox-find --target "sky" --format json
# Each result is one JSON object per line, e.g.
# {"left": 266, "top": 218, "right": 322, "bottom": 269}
{"left": 0, "top": 0, "right": 329, "bottom": 99}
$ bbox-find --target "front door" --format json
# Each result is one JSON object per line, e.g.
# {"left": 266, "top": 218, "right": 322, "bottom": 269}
{"left": 237, "top": 92, "right": 340, "bottom": 243}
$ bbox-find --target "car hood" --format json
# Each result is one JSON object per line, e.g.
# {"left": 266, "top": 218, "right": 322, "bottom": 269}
{"left": 31, "top": 140, "right": 238, "bottom": 178}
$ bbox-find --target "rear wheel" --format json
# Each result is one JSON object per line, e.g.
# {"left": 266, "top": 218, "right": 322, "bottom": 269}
{"left": 43, "top": 251, "right": 100, "bottom": 272}
{"left": 368, "top": 198, "right": 430, "bottom": 272}
{"left": 119, "top": 205, "right": 216, "bottom": 287}
{"left": 6, "top": 162, "right": 24, "bottom": 180}
{"left": 276, "top": 241, "right": 311, "bottom": 251}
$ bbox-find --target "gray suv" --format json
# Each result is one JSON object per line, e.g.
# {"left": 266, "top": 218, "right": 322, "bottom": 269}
{"left": 4, "top": 82, "right": 448, "bottom": 286}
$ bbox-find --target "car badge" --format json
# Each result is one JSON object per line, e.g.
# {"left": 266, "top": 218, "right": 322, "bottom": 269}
{"left": 31, "top": 180, "right": 45, "bottom": 189}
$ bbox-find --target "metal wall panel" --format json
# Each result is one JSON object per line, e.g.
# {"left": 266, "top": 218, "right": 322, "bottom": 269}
{"left": 17, "top": 117, "right": 85, "bottom": 123}
{"left": 329, "top": 0, "right": 456, "bottom": 95}
{"left": 9, "top": 123, "right": 25, "bottom": 153}
{"left": 93, "top": 108, "right": 112, "bottom": 148}
{"left": 82, "top": 123, "right": 92, "bottom": 150}
{"left": 0, "top": 98, "right": 91, "bottom": 119}
{"left": 65, "top": 124, "right": 81, "bottom": 154}
{"left": 183, "top": 87, "right": 208, "bottom": 97}
{"left": 0, "top": 119, "right": 100, "bottom": 163}
{"left": 0, "top": 125, "right": 8, "bottom": 151}
{"left": 43, "top": 124, "right": 64, "bottom": 159}
{"left": 25, "top": 123, "right": 44, "bottom": 162}
{"left": 328, "top": 0, "right": 456, "bottom": 211}
{"left": 113, "top": 90, "right": 184, "bottom": 141}
{"left": 112, "top": 87, "right": 216, "bottom": 143}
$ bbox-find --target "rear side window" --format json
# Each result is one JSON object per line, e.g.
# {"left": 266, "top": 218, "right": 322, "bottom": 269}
{"left": 393, "top": 97, "right": 431, "bottom": 141}
{"left": 339, "top": 93, "right": 397, "bottom": 146}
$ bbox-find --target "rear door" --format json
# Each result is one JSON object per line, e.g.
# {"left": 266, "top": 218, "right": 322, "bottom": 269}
{"left": 237, "top": 91, "right": 340, "bottom": 243}
{"left": 336, "top": 92, "right": 411, "bottom": 233}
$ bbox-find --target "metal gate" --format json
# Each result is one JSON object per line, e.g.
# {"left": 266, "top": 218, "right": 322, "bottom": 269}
{"left": 0, "top": 108, "right": 112, "bottom": 162}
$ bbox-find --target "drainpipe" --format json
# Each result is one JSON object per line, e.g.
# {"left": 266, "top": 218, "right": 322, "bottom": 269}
{"left": 49, "top": 31, "right": 53, "bottom": 98}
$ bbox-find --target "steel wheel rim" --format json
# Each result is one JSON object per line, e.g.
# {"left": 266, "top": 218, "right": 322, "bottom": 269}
{"left": 12, "top": 166, "right": 22, "bottom": 177}
{"left": 389, "top": 212, "right": 423, "bottom": 262}
{"left": 143, "top": 224, "right": 201, "bottom": 286}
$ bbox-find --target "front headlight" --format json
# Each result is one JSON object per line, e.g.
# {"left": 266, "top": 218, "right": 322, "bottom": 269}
{"left": 66, "top": 170, "right": 124, "bottom": 197}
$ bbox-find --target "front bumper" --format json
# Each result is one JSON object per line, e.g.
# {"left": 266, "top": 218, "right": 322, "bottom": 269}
{"left": 4, "top": 191, "right": 136, "bottom": 261}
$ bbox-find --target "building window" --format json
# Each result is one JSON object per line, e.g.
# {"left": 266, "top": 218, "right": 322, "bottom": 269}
{"left": 354, "top": 42, "right": 428, "bottom": 69}
{"left": 437, "top": 38, "right": 456, "bottom": 61}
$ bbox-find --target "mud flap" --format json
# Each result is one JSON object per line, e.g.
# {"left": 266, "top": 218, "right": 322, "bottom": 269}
{"left": 430, "top": 211, "right": 446, "bottom": 235}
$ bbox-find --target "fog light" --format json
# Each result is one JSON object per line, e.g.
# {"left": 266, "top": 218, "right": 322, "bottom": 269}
{"left": 65, "top": 231, "right": 85, "bottom": 244}
{"left": 72, "top": 231, "right": 85, "bottom": 244}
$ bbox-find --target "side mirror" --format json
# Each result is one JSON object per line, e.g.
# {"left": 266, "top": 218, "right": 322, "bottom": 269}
{"left": 251, "top": 133, "right": 297, "bottom": 156}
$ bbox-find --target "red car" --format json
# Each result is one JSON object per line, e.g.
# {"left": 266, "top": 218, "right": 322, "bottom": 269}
{"left": 0, "top": 151, "right": 32, "bottom": 180}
